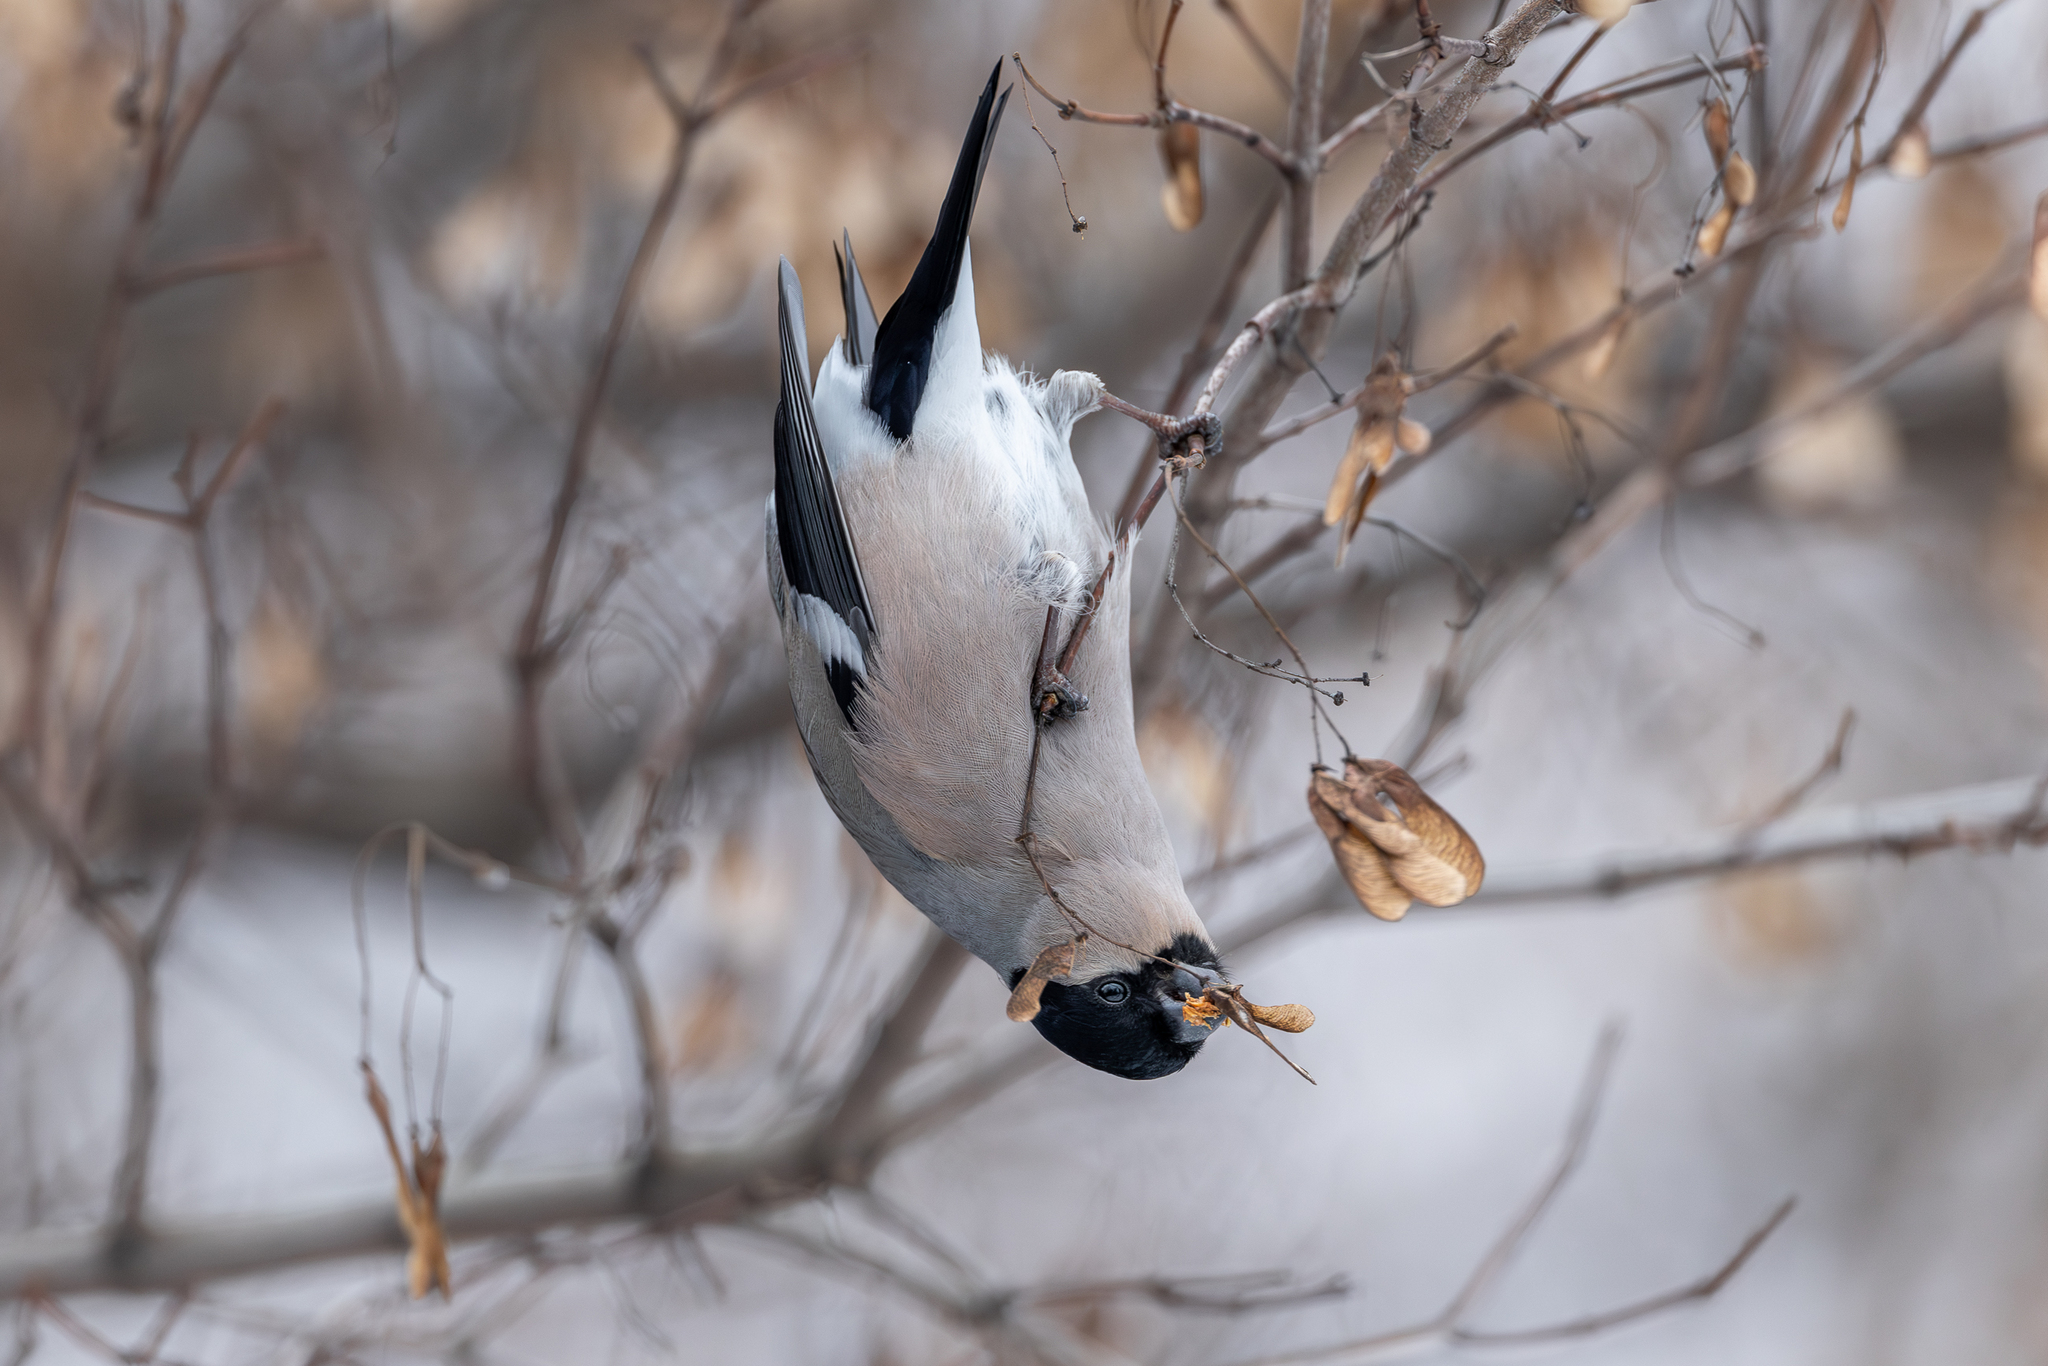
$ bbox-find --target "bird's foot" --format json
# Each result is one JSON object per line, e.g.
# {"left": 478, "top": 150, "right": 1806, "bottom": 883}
{"left": 1098, "top": 393, "right": 1223, "bottom": 464}
{"left": 1033, "top": 669, "right": 1090, "bottom": 727}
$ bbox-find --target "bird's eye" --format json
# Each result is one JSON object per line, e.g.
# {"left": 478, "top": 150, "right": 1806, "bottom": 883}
{"left": 1096, "top": 980, "right": 1130, "bottom": 1004}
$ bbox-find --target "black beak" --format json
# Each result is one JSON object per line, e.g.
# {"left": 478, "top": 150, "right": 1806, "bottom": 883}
{"left": 1160, "top": 965, "right": 1219, "bottom": 1045}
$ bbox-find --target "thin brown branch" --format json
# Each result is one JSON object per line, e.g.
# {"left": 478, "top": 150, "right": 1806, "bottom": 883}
{"left": 1872, "top": 0, "right": 2009, "bottom": 165}
{"left": 585, "top": 908, "right": 671, "bottom": 1163}
{"left": 1155, "top": 0, "right": 1571, "bottom": 678}
{"left": 1153, "top": 0, "right": 1185, "bottom": 110}
{"left": 1215, "top": 0, "right": 1295, "bottom": 99}
{"left": 1114, "top": 190, "right": 1281, "bottom": 529}
{"left": 1011, "top": 55, "right": 1298, "bottom": 174}
{"left": 1684, "top": 264, "right": 2027, "bottom": 486}
{"left": 1227, "top": 1029, "right": 1791, "bottom": 1366}
{"left": 812, "top": 929, "right": 971, "bottom": 1176}
{"left": 15, "top": 1, "right": 272, "bottom": 768}
{"left": 1745, "top": 709, "right": 1855, "bottom": 831}
{"left": 1415, "top": 46, "right": 1767, "bottom": 198}
{"left": 512, "top": 6, "right": 816, "bottom": 875}
{"left": 128, "top": 237, "right": 324, "bottom": 296}
{"left": 1478, "top": 773, "right": 2048, "bottom": 905}
{"left": 1283, "top": 0, "right": 1332, "bottom": 286}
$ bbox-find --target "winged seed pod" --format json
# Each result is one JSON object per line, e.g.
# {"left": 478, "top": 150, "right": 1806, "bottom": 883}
{"left": 1702, "top": 98, "right": 1732, "bottom": 168}
{"left": 1183, "top": 992, "right": 1314, "bottom": 1033}
{"left": 1697, "top": 200, "right": 1736, "bottom": 258}
{"left": 362, "top": 1063, "right": 453, "bottom": 1300}
{"left": 1307, "top": 758, "right": 1485, "bottom": 921}
{"left": 1248, "top": 1001, "right": 1315, "bottom": 1032}
{"left": 1325, "top": 359, "right": 1423, "bottom": 566}
{"left": 1159, "top": 121, "right": 1203, "bottom": 231}
{"left": 1834, "top": 126, "right": 1863, "bottom": 233}
{"left": 1723, "top": 151, "right": 1757, "bottom": 208}
{"left": 1006, "top": 937, "right": 1079, "bottom": 1022}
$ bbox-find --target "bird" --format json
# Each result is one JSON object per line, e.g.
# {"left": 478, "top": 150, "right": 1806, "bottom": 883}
{"left": 766, "top": 61, "right": 1223, "bottom": 1080}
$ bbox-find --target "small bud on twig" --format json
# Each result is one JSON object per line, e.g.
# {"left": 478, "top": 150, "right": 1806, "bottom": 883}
{"left": 1889, "top": 126, "right": 1931, "bottom": 180}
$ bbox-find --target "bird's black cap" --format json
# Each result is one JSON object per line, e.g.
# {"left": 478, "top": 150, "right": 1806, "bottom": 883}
{"left": 1020, "top": 934, "right": 1223, "bottom": 1080}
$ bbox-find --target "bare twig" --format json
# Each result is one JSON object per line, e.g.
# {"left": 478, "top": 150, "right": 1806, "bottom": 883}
{"left": 1871, "top": 0, "right": 2010, "bottom": 167}
{"left": 1227, "top": 1029, "right": 1793, "bottom": 1365}
{"left": 1215, "top": 0, "right": 1295, "bottom": 98}
{"left": 1011, "top": 54, "right": 1298, "bottom": 174}
{"left": 128, "top": 237, "right": 324, "bottom": 296}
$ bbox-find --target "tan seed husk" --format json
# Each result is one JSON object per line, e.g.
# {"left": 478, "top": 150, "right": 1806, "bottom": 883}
{"left": 1723, "top": 151, "right": 1757, "bottom": 208}
{"left": 1006, "top": 938, "right": 1078, "bottom": 1022}
{"left": 1697, "top": 200, "right": 1736, "bottom": 258}
{"left": 1159, "top": 122, "right": 1204, "bottom": 231}
{"left": 1248, "top": 1001, "right": 1316, "bottom": 1033}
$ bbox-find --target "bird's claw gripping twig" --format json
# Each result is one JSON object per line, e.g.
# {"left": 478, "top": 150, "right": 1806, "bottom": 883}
{"left": 1098, "top": 393, "right": 1224, "bottom": 463}
{"left": 1030, "top": 605, "right": 1090, "bottom": 728}
{"left": 1034, "top": 667, "right": 1089, "bottom": 726}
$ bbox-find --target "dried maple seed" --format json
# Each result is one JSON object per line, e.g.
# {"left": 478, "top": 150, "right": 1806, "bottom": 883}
{"left": 1308, "top": 767, "right": 1412, "bottom": 920}
{"left": 363, "top": 1064, "right": 453, "bottom": 1300}
{"left": 1006, "top": 938, "right": 1079, "bottom": 1022}
{"left": 1702, "top": 98, "right": 1732, "bottom": 167}
{"left": 1723, "top": 151, "right": 1757, "bottom": 208}
{"left": 1309, "top": 758, "right": 1486, "bottom": 921}
{"left": 1181, "top": 992, "right": 1225, "bottom": 1029}
{"left": 1159, "top": 121, "right": 1204, "bottom": 231}
{"left": 1247, "top": 1001, "right": 1315, "bottom": 1033}
{"left": 1697, "top": 201, "right": 1735, "bottom": 258}
{"left": 1833, "top": 128, "right": 1862, "bottom": 234}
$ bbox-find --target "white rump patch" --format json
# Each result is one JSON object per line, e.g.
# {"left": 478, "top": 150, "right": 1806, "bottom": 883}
{"left": 794, "top": 592, "right": 867, "bottom": 675}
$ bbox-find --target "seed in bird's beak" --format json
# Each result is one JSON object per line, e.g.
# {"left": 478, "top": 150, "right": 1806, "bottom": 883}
{"left": 1159, "top": 122, "right": 1204, "bottom": 231}
{"left": 1180, "top": 993, "right": 1224, "bottom": 1030}
{"left": 1007, "top": 938, "right": 1079, "bottom": 1022}
{"left": 1308, "top": 758, "right": 1485, "bottom": 920}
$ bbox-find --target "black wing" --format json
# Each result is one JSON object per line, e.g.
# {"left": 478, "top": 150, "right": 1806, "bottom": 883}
{"left": 775, "top": 256, "right": 877, "bottom": 726}
{"left": 834, "top": 230, "right": 879, "bottom": 367}
{"left": 865, "top": 61, "right": 1010, "bottom": 441}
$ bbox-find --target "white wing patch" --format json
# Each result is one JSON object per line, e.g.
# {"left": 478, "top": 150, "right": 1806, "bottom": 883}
{"left": 794, "top": 591, "right": 868, "bottom": 676}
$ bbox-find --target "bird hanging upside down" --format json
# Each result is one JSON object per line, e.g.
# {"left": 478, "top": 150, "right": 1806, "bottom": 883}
{"left": 766, "top": 63, "right": 1226, "bottom": 1079}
